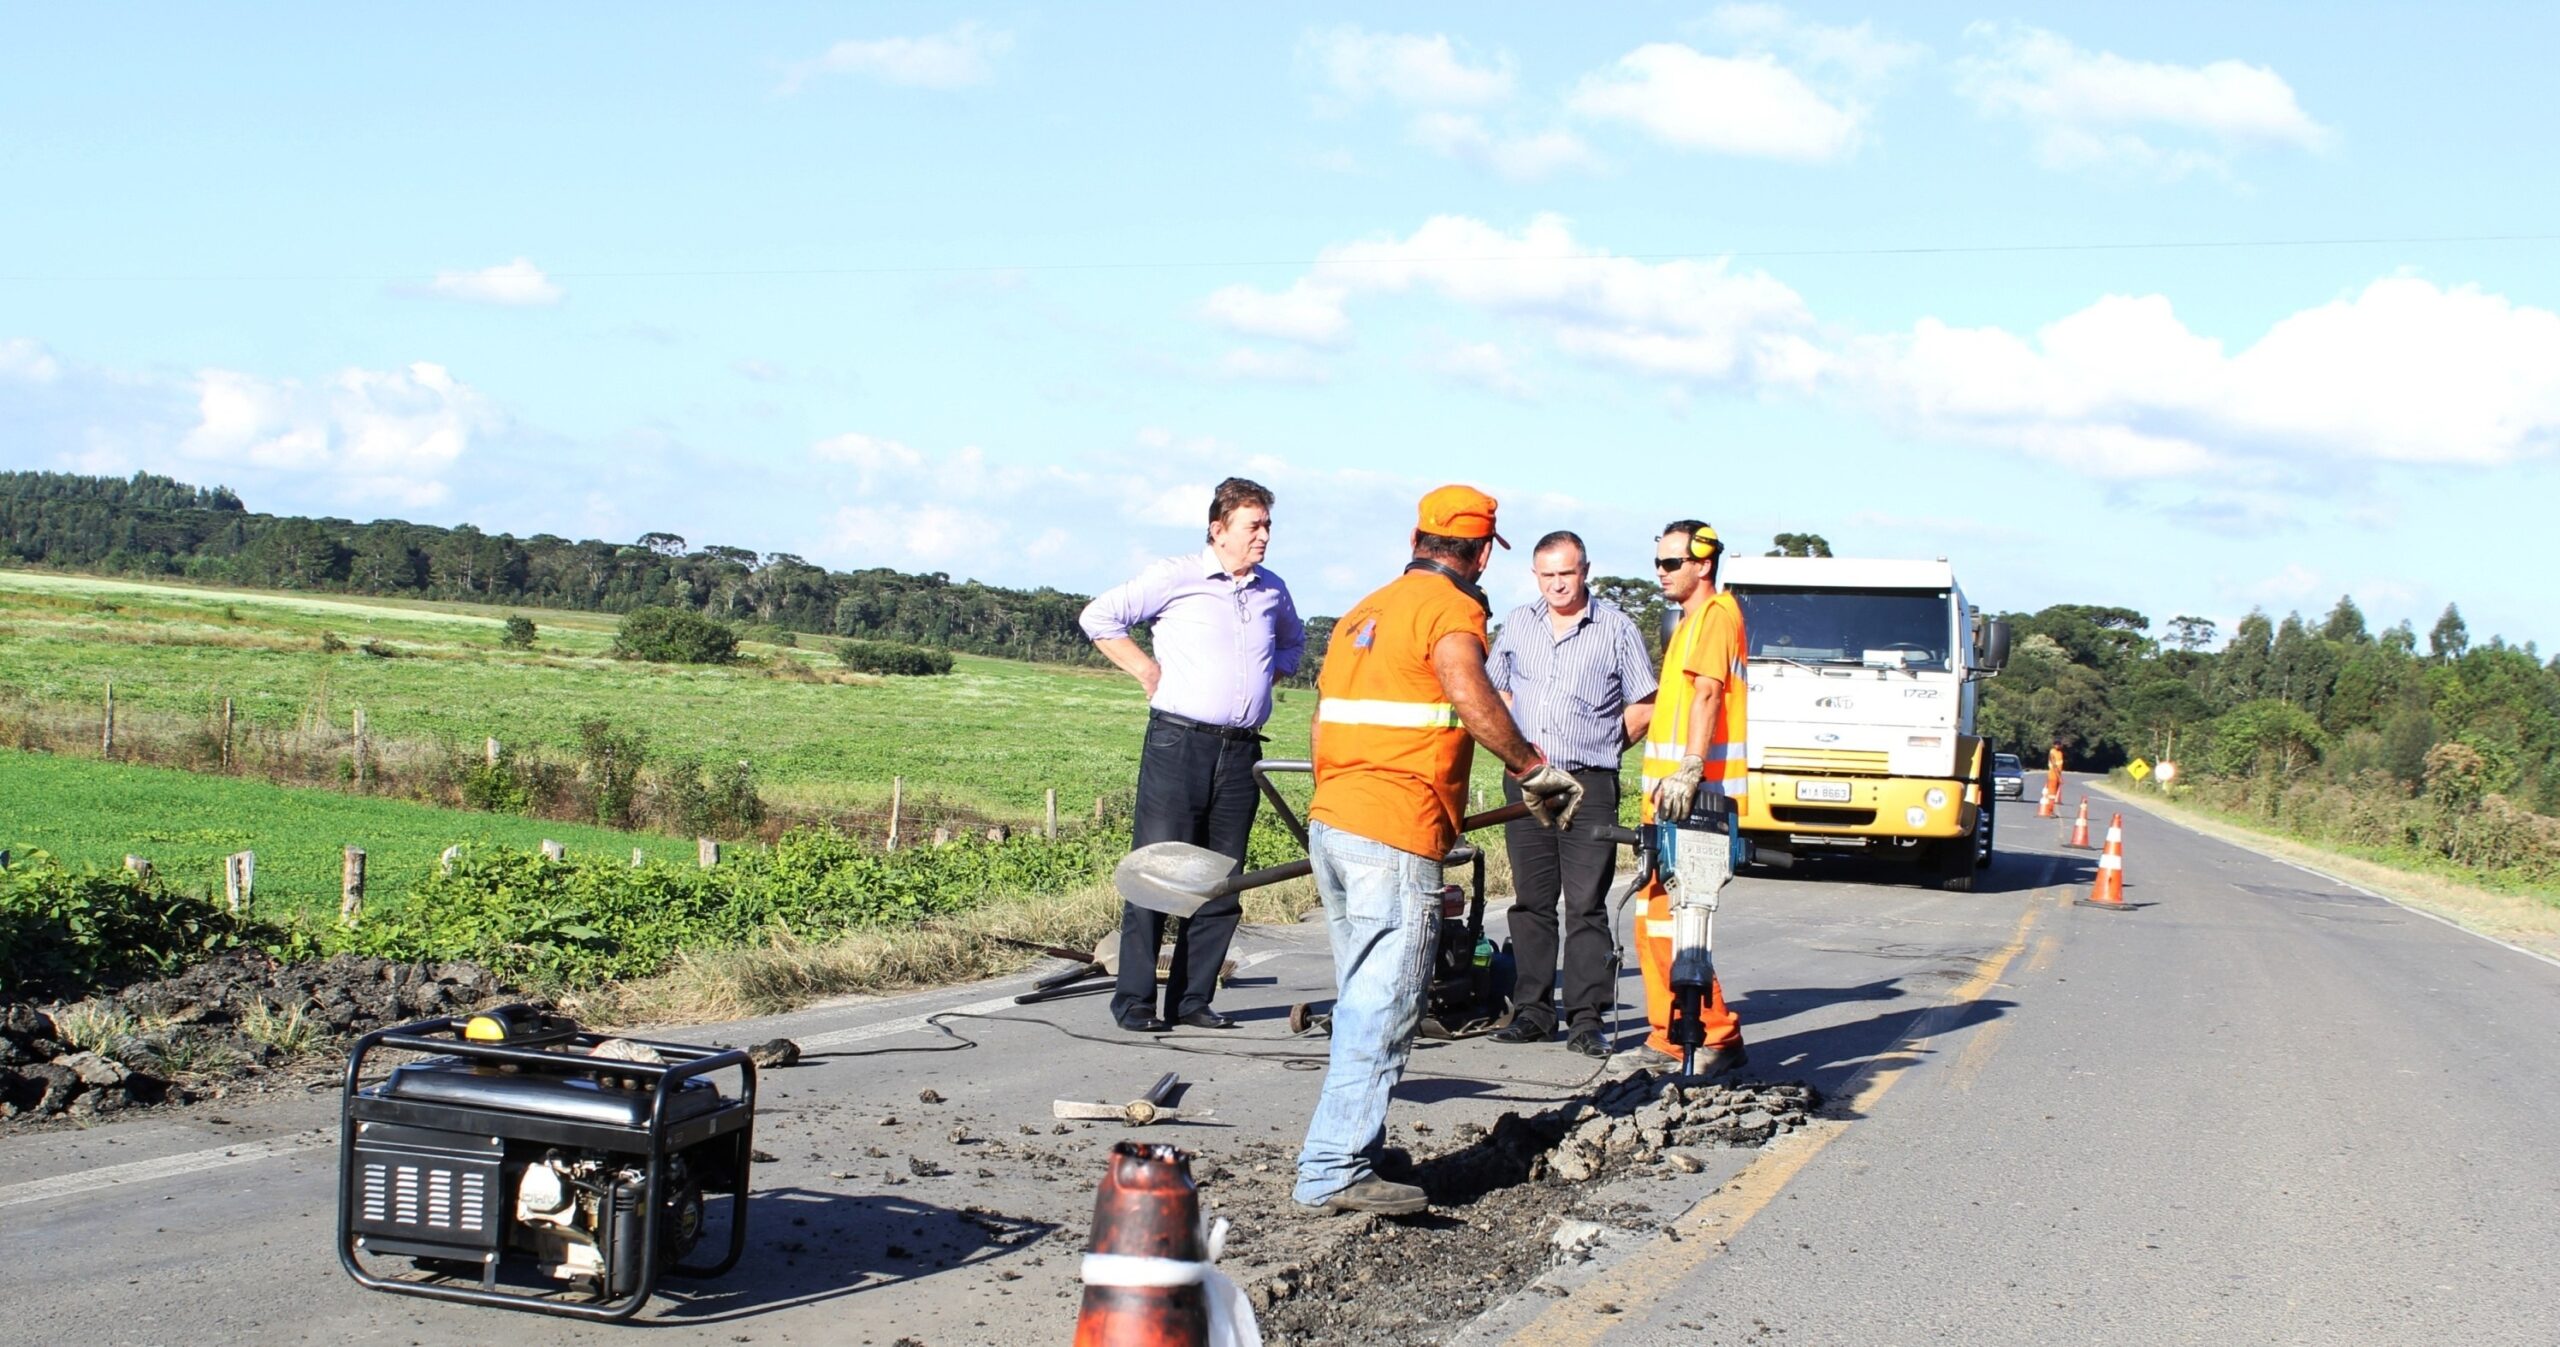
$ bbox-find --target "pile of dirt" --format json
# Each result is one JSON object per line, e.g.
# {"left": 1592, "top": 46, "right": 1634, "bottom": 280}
{"left": 0, "top": 952, "right": 526, "bottom": 1128}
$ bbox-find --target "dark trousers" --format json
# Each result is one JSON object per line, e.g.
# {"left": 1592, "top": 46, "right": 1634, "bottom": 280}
{"left": 1499, "top": 768, "right": 1622, "bottom": 1034}
{"left": 1115, "top": 714, "right": 1261, "bottom": 1021}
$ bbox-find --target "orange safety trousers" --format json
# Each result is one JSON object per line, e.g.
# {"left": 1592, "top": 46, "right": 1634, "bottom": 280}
{"left": 1634, "top": 875, "right": 1743, "bottom": 1057}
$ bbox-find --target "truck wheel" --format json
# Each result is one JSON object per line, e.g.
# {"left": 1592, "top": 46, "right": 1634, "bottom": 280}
{"left": 1935, "top": 839, "right": 1976, "bottom": 892}
{"left": 1975, "top": 794, "right": 1996, "bottom": 870}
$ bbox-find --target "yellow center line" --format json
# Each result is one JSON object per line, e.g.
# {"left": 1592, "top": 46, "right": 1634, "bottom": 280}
{"left": 1497, "top": 894, "right": 2050, "bottom": 1346}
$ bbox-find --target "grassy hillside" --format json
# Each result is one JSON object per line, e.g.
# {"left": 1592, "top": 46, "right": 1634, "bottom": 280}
{"left": 0, "top": 569, "right": 1320, "bottom": 823}
{"left": 0, "top": 750, "right": 707, "bottom": 917}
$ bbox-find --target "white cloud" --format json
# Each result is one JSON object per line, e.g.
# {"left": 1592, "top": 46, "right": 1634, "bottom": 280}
{"left": 1430, "top": 342, "right": 1534, "bottom": 401}
{"left": 1849, "top": 278, "right": 2560, "bottom": 476}
{"left": 1216, "top": 348, "right": 1333, "bottom": 385}
{"left": 1307, "top": 26, "right": 1513, "bottom": 108}
{"left": 810, "top": 431, "right": 924, "bottom": 486}
{"left": 1253, "top": 213, "right": 1814, "bottom": 385}
{"left": 1569, "top": 42, "right": 1866, "bottom": 161}
{"left": 420, "top": 258, "right": 564, "bottom": 307}
{"left": 0, "top": 337, "right": 61, "bottom": 383}
{"left": 785, "top": 22, "right": 1012, "bottom": 92}
{"left": 1958, "top": 24, "right": 2333, "bottom": 176}
{"left": 1703, "top": 5, "right": 1926, "bottom": 86}
{"left": 1408, "top": 113, "right": 1599, "bottom": 181}
{"left": 1200, "top": 278, "right": 1350, "bottom": 347}
{"left": 173, "top": 361, "right": 497, "bottom": 507}
{"left": 2245, "top": 563, "right": 2324, "bottom": 604}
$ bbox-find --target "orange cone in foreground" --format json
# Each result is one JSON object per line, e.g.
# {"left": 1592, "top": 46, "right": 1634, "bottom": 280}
{"left": 2067, "top": 798, "right": 2092, "bottom": 849}
{"left": 2080, "top": 814, "right": 2126, "bottom": 907}
{"left": 1075, "top": 1143, "right": 1210, "bottom": 1347}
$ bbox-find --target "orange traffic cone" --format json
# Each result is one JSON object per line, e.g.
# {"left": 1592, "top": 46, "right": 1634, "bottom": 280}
{"left": 2078, "top": 814, "right": 2127, "bottom": 909}
{"left": 1075, "top": 1143, "right": 1211, "bottom": 1347}
{"left": 2066, "top": 798, "right": 2091, "bottom": 849}
{"left": 2036, "top": 785, "right": 2057, "bottom": 818}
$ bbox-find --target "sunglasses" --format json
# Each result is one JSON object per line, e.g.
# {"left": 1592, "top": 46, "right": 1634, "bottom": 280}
{"left": 1653, "top": 556, "right": 1695, "bottom": 572}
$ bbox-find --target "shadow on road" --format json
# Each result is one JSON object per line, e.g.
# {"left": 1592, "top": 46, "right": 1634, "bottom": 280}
{"left": 646, "top": 1186, "right": 1055, "bottom": 1325}
{"left": 1729, "top": 976, "right": 1909, "bottom": 1026}
{"left": 1741, "top": 993, "right": 2017, "bottom": 1110}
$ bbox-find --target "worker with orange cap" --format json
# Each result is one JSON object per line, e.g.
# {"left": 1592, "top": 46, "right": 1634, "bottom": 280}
{"left": 1632, "top": 519, "right": 1750, "bottom": 1077}
{"left": 1293, "top": 485, "right": 1585, "bottom": 1216}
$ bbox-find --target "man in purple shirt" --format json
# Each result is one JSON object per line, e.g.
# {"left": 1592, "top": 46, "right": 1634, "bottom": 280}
{"left": 1080, "top": 477, "right": 1304, "bottom": 1033}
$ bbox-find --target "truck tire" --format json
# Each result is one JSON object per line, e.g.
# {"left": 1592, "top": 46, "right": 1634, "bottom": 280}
{"left": 1935, "top": 836, "right": 1976, "bottom": 892}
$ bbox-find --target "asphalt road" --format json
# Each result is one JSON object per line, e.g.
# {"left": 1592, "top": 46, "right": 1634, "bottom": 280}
{"left": 2, "top": 775, "right": 2553, "bottom": 1345}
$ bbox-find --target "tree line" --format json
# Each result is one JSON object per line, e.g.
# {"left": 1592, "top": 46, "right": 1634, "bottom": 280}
{"left": 1, "top": 470, "right": 1101, "bottom": 663}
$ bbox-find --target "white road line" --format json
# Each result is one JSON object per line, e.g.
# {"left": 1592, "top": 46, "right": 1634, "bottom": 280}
{"left": 0, "top": 1131, "right": 333, "bottom": 1210}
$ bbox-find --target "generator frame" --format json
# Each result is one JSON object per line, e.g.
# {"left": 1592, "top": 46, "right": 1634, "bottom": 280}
{"left": 335, "top": 1010, "right": 757, "bottom": 1322}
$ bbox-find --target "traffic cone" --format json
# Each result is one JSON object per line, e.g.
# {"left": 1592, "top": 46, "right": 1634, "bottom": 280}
{"left": 2036, "top": 785, "right": 2057, "bottom": 819}
{"left": 2078, "top": 814, "right": 2127, "bottom": 909}
{"left": 2066, "top": 798, "right": 2091, "bottom": 849}
{"left": 1074, "top": 1142, "right": 1211, "bottom": 1347}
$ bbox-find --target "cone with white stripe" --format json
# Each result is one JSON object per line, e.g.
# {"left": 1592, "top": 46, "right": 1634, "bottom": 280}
{"left": 2078, "top": 814, "right": 2128, "bottom": 909}
{"left": 1075, "top": 1142, "right": 1210, "bottom": 1346}
{"left": 2037, "top": 784, "right": 2057, "bottom": 818}
{"left": 2066, "top": 797, "right": 2092, "bottom": 849}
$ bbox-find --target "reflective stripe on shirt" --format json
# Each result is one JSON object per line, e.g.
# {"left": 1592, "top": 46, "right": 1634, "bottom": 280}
{"left": 1316, "top": 697, "right": 1461, "bottom": 729}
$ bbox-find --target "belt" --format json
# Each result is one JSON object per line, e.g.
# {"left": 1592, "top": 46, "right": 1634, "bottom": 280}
{"left": 1149, "top": 709, "right": 1266, "bottom": 743}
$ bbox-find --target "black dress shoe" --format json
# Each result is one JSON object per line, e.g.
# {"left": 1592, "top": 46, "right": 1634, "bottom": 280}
{"left": 1115, "top": 1014, "right": 1171, "bottom": 1034}
{"left": 1564, "top": 1027, "right": 1612, "bottom": 1059}
{"left": 1174, "top": 1009, "right": 1235, "bottom": 1030}
{"left": 1490, "top": 1018, "right": 1550, "bottom": 1044}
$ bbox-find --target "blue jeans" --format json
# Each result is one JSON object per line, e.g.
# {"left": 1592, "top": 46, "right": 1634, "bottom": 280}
{"left": 1293, "top": 821, "right": 1442, "bottom": 1206}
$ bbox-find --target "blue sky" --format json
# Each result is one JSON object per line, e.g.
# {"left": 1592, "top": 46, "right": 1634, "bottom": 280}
{"left": 4, "top": 4, "right": 2556, "bottom": 651}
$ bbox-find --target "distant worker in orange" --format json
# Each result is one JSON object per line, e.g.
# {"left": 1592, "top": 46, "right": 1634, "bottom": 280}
{"left": 1632, "top": 520, "right": 1750, "bottom": 1075}
{"left": 2046, "top": 742, "right": 2065, "bottom": 806}
{"left": 1292, "top": 485, "right": 1586, "bottom": 1215}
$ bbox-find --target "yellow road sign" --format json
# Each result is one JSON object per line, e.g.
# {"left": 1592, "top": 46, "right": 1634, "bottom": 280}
{"left": 2128, "top": 758, "right": 2152, "bottom": 781}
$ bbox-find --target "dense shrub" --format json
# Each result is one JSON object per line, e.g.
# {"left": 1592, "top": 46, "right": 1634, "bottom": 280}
{"left": 0, "top": 856, "right": 279, "bottom": 999}
{"left": 500, "top": 614, "right": 537, "bottom": 649}
{"left": 837, "top": 638, "right": 955, "bottom": 676}
{"left": 349, "top": 826, "right": 1115, "bottom": 984}
{"left": 612, "top": 606, "right": 738, "bottom": 664}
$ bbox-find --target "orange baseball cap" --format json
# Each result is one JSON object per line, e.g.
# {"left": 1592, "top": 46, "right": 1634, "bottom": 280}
{"left": 1416, "top": 484, "right": 1509, "bottom": 548}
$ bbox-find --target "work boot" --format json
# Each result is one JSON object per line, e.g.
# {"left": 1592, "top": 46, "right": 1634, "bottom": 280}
{"left": 1320, "top": 1176, "right": 1429, "bottom": 1216}
{"left": 1684, "top": 1042, "right": 1750, "bottom": 1080}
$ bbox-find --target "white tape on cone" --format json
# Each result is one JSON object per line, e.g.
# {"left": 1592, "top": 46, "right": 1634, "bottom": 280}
{"left": 1080, "top": 1252, "right": 1209, "bottom": 1287}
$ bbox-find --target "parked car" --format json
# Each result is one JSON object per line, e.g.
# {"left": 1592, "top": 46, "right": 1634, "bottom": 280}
{"left": 1991, "top": 752, "right": 2025, "bottom": 799}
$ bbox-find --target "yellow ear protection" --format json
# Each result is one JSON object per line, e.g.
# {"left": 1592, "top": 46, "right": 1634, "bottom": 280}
{"left": 1687, "top": 525, "right": 1723, "bottom": 561}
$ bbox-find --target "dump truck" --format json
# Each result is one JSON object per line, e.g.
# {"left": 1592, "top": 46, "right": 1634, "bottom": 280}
{"left": 1721, "top": 556, "right": 2010, "bottom": 890}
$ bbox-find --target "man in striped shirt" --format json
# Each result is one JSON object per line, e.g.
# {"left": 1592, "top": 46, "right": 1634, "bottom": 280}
{"left": 1485, "top": 530, "right": 1658, "bottom": 1058}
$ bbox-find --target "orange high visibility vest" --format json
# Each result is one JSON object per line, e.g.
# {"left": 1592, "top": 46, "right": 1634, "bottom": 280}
{"left": 1309, "top": 569, "right": 1488, "bottom": 859}
{"left": 1639, "top": 590, "right": 1749, "bottom": 819}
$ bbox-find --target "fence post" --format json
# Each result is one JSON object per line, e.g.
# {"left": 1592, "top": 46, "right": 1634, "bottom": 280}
{"left": 1095, "top": 793, "right": 1106, "bottom": 823}
{"left": 102, "top": 679, "right": 114, "bottom": 759}
{"left": 221, "top": 697, "right": 235, "bottom": 772}
{"left": 888, "top": 776, "right": 903, "bottom": 851}
{"left": 633, "top": 848, "right": 646, "bottom": 867}
{"left": 485, "top": 736, "right": 501, "bottom": 768}
{"left": 123, "top": 855, "right": 153, "bottom": 882}
{"left": 932, "top": 825, "right": 950, "bottom": 848}
{"left": 697, "top": 837, "right": 720, "bottom": 868}
{"left": 340, "top": 847, "right": 365, "bottom": 928}
{"left": 439, "top": 844, "right": 461, "bottom": 876}
{"left": 541, "top": 839, "right": 566, "bottom": 862}
{"left": 225, "top": 851, "right": 255, "bottom": 912}
{"left": 1045, "top": 788, "right": 1058, "bottom": 841}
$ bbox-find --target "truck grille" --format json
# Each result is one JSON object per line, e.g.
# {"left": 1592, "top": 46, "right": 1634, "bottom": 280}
{"left": 1762, "top": 746, "right": 1889, "bottom": 776}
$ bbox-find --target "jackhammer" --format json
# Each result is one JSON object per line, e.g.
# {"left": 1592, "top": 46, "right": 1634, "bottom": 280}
{"left": 1605, "top": 800, "right": 1743, "bottom": 1078}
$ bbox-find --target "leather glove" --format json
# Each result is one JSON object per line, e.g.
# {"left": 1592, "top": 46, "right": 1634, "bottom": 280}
{"left": 1653, "top": 754, "right": 1706, "bottom": 825}
{"left": 1514, "top": 758, "right": 1586, "bottom": 830}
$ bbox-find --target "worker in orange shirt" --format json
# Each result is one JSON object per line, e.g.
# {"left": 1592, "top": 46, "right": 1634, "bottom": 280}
{"left": 1633, "top": 520, "right": 1750, "bottom": 1076}
{"left": 1292, "top": 485, "right": 1586, "bottom": 1216}
{"left": 2046, "top": 742, "right": 2065, "bottom": 805}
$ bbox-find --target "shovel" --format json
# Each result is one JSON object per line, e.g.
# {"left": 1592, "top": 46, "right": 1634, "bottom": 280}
{"left": 1113, "top": 801, "right": 1534, "bottom": 919}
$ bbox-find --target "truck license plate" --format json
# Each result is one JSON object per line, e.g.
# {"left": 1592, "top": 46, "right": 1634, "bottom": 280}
{"left": 1795, "top": 781, "right": 1852, "bottom": 803}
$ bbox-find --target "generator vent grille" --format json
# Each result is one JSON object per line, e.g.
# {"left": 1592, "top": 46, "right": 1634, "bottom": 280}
{"left": 360, "top": 1161, "right": 490, "bottom": 1234}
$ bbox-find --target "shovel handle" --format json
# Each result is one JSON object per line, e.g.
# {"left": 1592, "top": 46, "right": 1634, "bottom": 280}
{"left": 1202, "top": 802, "right": 1536, "bottom": 903}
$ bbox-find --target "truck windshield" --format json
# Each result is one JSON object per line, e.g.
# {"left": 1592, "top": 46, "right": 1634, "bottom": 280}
{"left": 1731, "top": 587, "right": 1952, "bottom": 669}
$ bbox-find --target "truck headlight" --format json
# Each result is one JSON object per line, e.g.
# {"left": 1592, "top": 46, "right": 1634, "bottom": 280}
{"left": 1905, "top": 806, "right": 1928, "bottom": 827}
{"left": 1926, "top": 788, "right": 1948, "bottom": 809}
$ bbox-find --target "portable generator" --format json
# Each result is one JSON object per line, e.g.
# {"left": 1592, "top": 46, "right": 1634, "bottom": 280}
{"left": 335, "top": 1007, "right": 756, "bottom": 1321}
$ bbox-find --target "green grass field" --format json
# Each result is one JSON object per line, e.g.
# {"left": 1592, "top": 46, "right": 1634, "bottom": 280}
{"left": 0, "top": 569, "right": 1320, "bottom": 821}
{"left": 0, "top": 750, "right": 708, "bottom": 916}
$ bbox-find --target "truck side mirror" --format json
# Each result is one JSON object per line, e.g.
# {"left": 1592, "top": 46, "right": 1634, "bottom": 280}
{"left": 1979, "top": 618, "right": 2011, "bottom": 672}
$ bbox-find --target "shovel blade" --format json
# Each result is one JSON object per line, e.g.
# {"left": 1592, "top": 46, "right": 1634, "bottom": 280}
{"left": 1112, "top": 841, "right": 1238, "bottom": 918}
